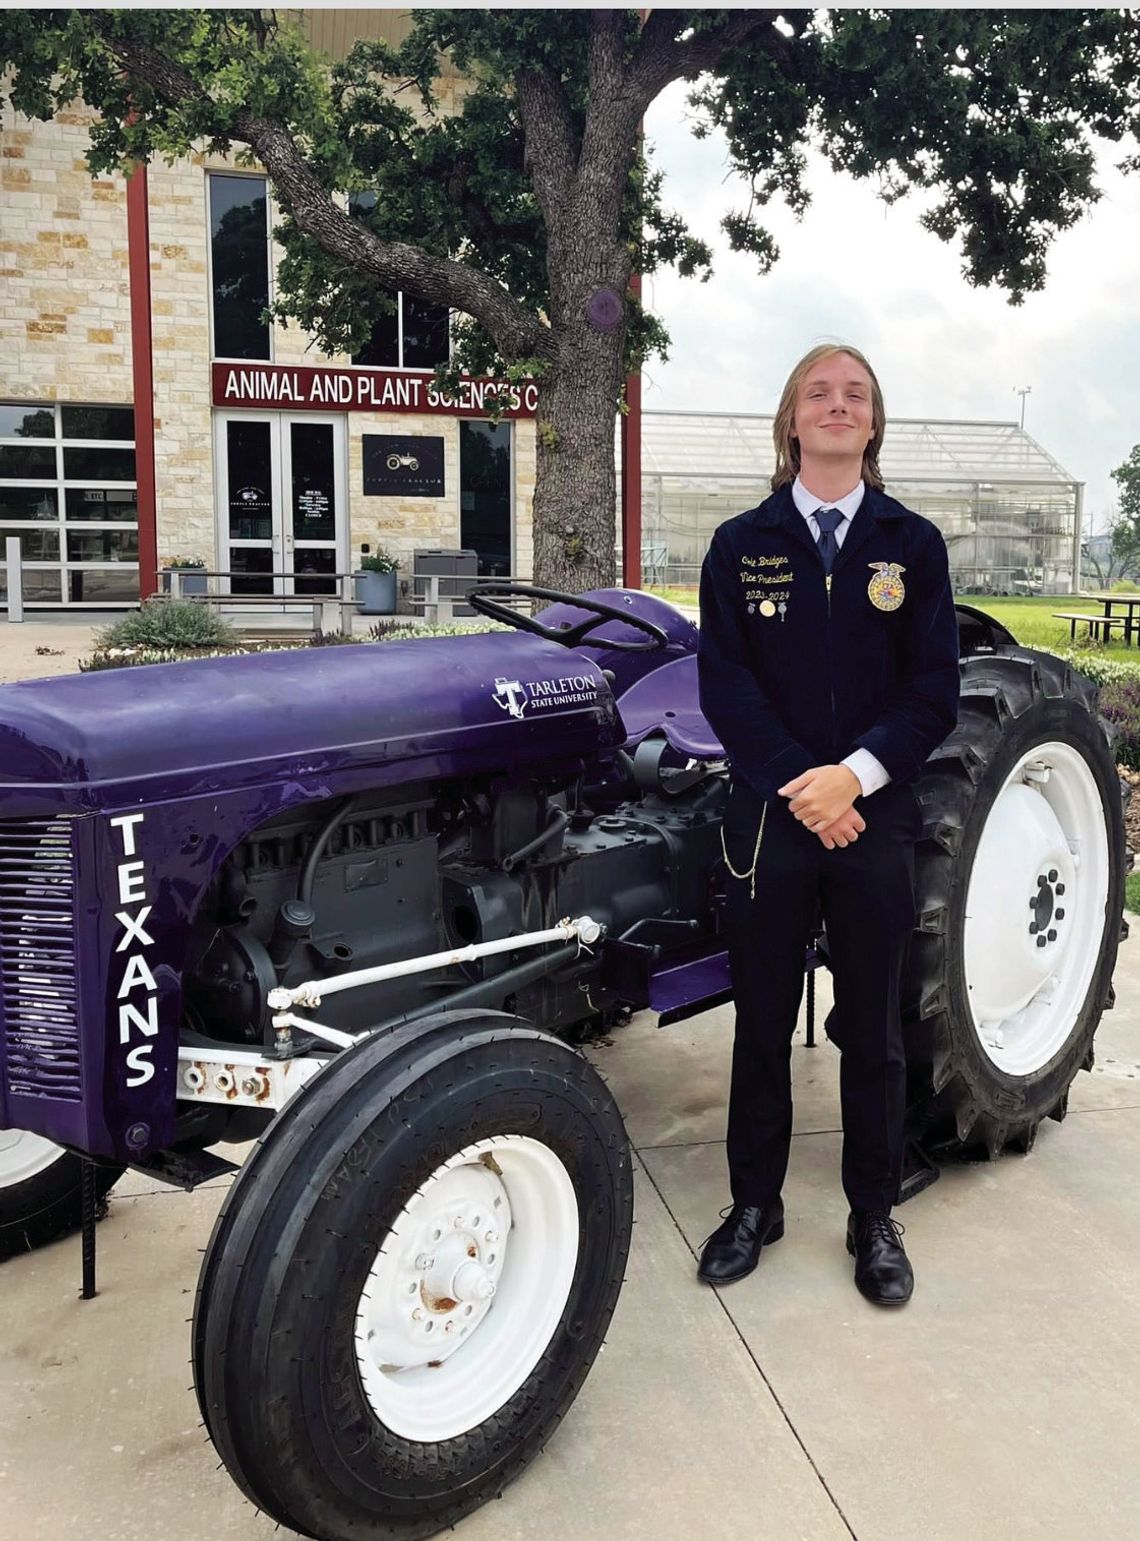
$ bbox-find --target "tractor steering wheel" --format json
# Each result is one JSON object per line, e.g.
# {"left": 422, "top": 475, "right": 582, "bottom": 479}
{"left": 468, "top": 584, "right": 670, "bottom": 653}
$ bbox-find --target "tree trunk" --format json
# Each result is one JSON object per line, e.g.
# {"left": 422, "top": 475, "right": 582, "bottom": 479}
{"left": 531, "top": 316, "right": 626, "bottom": 594}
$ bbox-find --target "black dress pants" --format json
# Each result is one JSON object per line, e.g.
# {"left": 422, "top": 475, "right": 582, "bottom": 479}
{"left": 722, "top": 775, "right": 921, "bottom": 1215}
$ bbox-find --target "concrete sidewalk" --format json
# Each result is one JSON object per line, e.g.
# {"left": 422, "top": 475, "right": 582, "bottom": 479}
{"left": 4, "top": 945, "right": 1140, "bottom": 1540}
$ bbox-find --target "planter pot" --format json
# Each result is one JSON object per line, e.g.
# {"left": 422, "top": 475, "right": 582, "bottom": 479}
{"left": 162, "top": 568, "right": 208, "bottom": 597}
{"left": 354, "top": 569, "right": 397, "bottom": 616}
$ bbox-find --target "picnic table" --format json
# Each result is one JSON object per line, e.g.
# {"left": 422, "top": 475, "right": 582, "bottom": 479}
{"left": 1053, "top": 592, "right": 1140, "bottom": 647}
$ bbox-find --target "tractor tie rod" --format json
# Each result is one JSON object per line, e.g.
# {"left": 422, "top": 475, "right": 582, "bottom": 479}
{"left": 268, "top": 915, "right": 604, "bottom": 1014}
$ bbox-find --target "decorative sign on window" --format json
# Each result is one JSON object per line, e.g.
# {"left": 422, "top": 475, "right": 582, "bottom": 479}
{"left": 297, "top": 488, "right": 330, "bottom": 521}
{"left": 363, "top": 434, "right": 445, "bottom": 498}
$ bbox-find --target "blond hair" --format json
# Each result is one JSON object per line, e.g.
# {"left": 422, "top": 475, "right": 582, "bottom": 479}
{"left": 771, "top": 343, "right": 886, "bottom": 492}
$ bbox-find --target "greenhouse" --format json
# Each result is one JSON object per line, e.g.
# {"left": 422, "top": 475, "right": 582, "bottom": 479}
{"left": 638, "top": 412, "right": 1083, "bottom": 596}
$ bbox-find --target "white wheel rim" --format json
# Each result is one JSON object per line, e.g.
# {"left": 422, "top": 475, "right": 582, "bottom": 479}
{"left": 354, "top": 1135, "right": 579, "bottom": 1443}
{"left": 0, "top": 1128, "right": 62, "bottom": 1189}
{"left": 963, "top": 740, "right": 1110, "bottom": 1077}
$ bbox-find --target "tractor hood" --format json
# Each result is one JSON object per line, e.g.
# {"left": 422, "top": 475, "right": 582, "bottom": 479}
{"left": 0, "top": 634, "right": 622, "bottom": 809}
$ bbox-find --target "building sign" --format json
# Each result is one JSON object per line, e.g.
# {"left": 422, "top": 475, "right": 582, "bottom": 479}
{"left": 212, "top": 362, "right": 538, "bottom": 418}
{"left": 363, "top": 434, "right": 445, "bottom": 498}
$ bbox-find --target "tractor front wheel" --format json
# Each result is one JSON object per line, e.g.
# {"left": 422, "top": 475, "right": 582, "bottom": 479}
{"left": 192, "top": 1011, "right": 632, "bottom": 1541}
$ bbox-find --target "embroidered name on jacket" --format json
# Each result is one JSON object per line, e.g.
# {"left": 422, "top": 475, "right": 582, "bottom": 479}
{"left": 741, "top": 554, "right": 791, "bottom": 570}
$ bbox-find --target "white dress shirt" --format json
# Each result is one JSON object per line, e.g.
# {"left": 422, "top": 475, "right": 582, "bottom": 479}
{"left": 791, "top": 475, "right": 890, "bottom": 798}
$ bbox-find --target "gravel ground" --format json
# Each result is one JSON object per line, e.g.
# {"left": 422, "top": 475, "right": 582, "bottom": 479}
{"left": 0, "top": 618, "right": 106, "bottom": 685}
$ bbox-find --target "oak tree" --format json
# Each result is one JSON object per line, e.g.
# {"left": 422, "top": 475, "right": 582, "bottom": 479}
{"left": 3, "top": 9, "right": 1138, "bottom": 590}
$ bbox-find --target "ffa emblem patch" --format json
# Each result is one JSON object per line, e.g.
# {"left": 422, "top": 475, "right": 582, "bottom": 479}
{"left": 867, "top": 562, "right": 906, "bottom": 612}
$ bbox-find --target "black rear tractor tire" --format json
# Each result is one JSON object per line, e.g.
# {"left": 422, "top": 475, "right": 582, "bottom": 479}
{"left": 192, "top": 1010, "right": 633, "bottom": 1541}
{"left": 0, "top": 1130, "right": 122, "bottom": 1261}
{"left": 903, "top": 648, "right": 1127, "bottom": 1161}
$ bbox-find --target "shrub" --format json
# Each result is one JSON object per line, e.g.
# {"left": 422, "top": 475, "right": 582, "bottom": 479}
{"left": 80, "top": 645, "right": 243, "bottom": 671}
{"left": 80, "top": 616, "right": 505, "bottom": 670}
{"left": 359, "top": 548, "right": 400, "bottom": 573}
{"left": 306, "top": 629, "right": 360, "bottom": 646}
{"left": 96, "top": 598, "right": 238, "bottom": 650}
{"left": 1054, "top": 648, "right": 1140, "bottom": 686}
{"left": 1096, "top": 676, "right": 1140, "bottom": 771}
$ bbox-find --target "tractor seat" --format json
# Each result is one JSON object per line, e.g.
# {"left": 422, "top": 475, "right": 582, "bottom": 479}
{"left": 615, "top": 654, "right": 724, "bottom": 761}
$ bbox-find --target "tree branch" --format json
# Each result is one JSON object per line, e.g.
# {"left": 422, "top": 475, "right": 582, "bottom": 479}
{"left": 576, "top": 7, "right": 643, "bottom": 216}
{"left": 91, "top": 20, "right": 551, "bottom": 362}
{"left": 628, "top": 9, "right": 785, "bottom": 110}
{"left": 514, "top": 66, "right": 580, "bottom": 231}
{"left": 440, "top": 148, "right": 533, "bottom": 250}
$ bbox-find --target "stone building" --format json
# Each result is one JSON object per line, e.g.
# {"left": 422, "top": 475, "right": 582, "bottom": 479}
{"left": 0, "top": 12, "right": 539, "bottom": 612}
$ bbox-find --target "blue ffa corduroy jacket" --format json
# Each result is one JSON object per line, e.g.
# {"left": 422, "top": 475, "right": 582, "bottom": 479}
{"left": 697, "top": 483, "right": 960, "bottom": 799}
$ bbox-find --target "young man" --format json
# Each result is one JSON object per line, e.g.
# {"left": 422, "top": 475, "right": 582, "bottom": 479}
{"left": 696, "top": 344, "right": 959, "bottom": 1305}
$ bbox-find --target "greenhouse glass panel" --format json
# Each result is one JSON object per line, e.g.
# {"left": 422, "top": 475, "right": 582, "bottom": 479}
{"left": 632, "top": 412, "right": 1080, "bottom": 596}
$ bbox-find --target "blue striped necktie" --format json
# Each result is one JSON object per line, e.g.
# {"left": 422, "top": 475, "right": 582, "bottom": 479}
{"left": 814, "top": 507, "right": 843, "bottom": 574}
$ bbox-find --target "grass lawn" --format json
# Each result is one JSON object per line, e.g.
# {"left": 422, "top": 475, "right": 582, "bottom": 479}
{"left": 952, "top": 594, "right": 1140, "bottom": 658}
{"left": 1127, "top": 872, "right": 1140, "bottom": 914}
{"left": 648, "top": 587, "right": 1140, "bottom": 665}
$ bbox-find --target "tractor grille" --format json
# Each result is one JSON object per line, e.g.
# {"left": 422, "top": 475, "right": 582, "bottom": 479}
{"left": 0, "top": 818, "right": 82, "bottom": 1102}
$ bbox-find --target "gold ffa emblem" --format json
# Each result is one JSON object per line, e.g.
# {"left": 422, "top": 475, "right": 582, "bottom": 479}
{"left": 867, "top": 562, "right": 906, "bottom": 612}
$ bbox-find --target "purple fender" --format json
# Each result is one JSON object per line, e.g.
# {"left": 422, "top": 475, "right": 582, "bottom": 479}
{"left": 0, "top": 634, "right": 622, "bottom": 1159}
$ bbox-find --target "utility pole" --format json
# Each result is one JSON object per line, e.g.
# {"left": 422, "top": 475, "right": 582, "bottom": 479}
{"left": 1014, "top": 385, "right": 1032, "bottom": 430}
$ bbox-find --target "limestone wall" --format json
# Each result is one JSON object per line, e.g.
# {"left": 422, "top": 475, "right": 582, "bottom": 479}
{"left": 1, "top": 100, "right": 536, "bottom": 598}
{"left": 0, "top": 103, "right": 132, "bottom": 403}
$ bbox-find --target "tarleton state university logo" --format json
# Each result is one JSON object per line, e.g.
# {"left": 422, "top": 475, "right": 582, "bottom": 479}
{"left": 492, "top": 674, "right": 598, "bottom": 720}
{"left": 867, "top": 562, "right": 906, "bottom": 612}
{"left": 493, "top": 677, "right": 528, "bottom": 719}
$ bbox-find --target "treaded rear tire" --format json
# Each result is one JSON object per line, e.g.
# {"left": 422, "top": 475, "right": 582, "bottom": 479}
{"left": 903, "top": 648, "right": 1127, "bottom": 1159}
{"left": 192, "top": 1011, "right": 632, "bottom": 1541}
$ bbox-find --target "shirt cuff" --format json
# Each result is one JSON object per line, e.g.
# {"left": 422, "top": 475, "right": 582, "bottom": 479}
{"left": 842, "top": 748, "right": 891, "bottom": 798}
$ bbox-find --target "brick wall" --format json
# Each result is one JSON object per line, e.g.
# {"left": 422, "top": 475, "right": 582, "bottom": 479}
{"left": 0, "top": 103, "right": 132, "bottom": 403}
{"left": 1, "top": 100, "right": 537, "bottom": 597}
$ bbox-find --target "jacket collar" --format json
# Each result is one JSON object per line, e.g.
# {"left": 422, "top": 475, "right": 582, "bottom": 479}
{"left": 745, "top": 483, "right": 905, "bottom": 572}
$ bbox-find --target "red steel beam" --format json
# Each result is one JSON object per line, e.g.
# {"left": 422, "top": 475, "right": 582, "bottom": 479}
{"left": 620, "top": 270, "right": 643, "bottom": 590}
{"left": 126, "top": 160, "right": 158, "bottom": 600}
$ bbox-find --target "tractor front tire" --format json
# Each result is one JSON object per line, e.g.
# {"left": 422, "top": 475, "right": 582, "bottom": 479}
{"left": 0, "top": 1130, "right": 121, "bottom": 1261}
{"left": 192, "top": 1011, "right": 632, "bottom": 1541}
{"left": 904, "top": 649, "right": 1127, "bottom": 1161}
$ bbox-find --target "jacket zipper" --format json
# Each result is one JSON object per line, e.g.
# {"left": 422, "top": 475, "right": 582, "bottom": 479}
{"left": 825, "top": 571, "right": 837, "bottom": 755}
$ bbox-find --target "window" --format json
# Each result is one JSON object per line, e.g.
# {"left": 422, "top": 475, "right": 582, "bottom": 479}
{"left": 349, "top": 195, "right": 450, "bottom": 370}
{"left": 460, "top": 420, "right": 512, "bottom": 577}
{"left": 352, "top": 289, "right": 450, "bottom": 370}
{"left": 0, "top": 402, "right": 137, "bottom": 607}
{"left": 209, "top": 173, "right": 271, "bottom": 361}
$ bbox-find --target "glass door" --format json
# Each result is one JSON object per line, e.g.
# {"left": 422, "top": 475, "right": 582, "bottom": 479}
{"left": 283, "top": 418, "right": 341, "bottom": 595}
{"left": 215, "top": 413, "right": 346, "bottom": 596}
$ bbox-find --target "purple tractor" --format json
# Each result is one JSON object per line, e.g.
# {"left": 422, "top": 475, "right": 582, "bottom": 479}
{"left": 0, "top": 586, "right": 1128, "bottom": 1539}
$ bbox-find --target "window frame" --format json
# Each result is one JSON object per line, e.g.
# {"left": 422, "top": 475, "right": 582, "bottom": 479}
{"left": 351, "top": 289, "right": 453, "bottom": 372}
{"left": 0, "top": 401, "right": 139, "bottom": 608}
{"left": 206, "top": 168, "right": 275, "bottom": 366}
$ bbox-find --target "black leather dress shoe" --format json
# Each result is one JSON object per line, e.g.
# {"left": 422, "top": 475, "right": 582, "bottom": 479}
{"left": 697, "top": 1200, "right": 784, "bottom": 1285}
{"left": 846, "top": 1211, "right": 914, "bottom": 1306}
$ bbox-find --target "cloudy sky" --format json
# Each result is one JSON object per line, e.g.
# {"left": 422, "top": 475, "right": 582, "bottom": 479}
{"left": 643, "top": 79, "right": 1140, "bottom": 530}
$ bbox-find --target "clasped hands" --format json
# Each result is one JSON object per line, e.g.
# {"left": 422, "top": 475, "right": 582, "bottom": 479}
{"left": 777, "top": 765, "right": 865, "bottom": 849}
